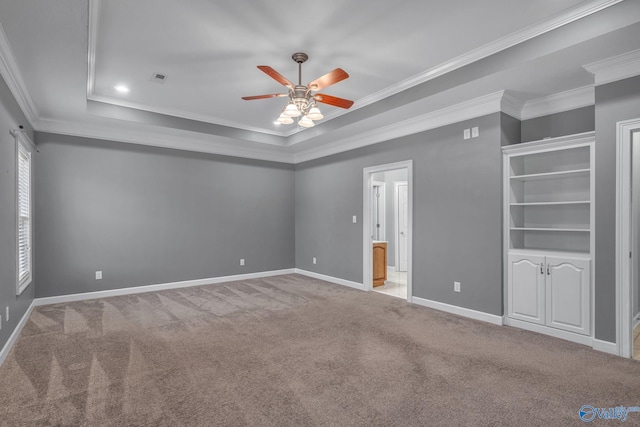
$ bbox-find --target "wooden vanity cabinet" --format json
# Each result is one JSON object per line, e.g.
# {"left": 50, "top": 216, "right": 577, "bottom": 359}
{"left": 373, "top": 242, "right": 387, "bottom": 287}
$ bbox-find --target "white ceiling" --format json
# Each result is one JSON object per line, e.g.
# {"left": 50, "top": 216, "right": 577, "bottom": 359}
{"left": 0, "top": 0, "right": 639, "bottom": 162}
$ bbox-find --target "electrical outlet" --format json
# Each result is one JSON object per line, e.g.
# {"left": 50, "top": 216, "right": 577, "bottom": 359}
{"left": 454, "top": 281, "right": 461, "bottom": 292}
{"left": 313, "top": 257, "right": 317, "bottom": 265}
{"left": 95, "top": 271, "right": 102, "bottom": 280}
{"left": 463, "top": 129, "right": 471, "bottom": 140}
{"left": 471, "top": 126, "right": 479, "bottom": 138}
{"left": 240, "top": 258, "right": 245, "bottom": 266}
{"left": 5, "top": 306, "right": 8, "bottom": 322}
{"left": 352, "top": 215, "right": 357, "bottom": 223}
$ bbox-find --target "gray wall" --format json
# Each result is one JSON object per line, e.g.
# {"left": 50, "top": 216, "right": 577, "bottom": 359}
{"left": 34, "top": 133, "right": 295, "bottom": 298}
{"left": 521, "top": 106, "right": 595, "bottom": 142}
{"left": 595, "top": 75, "right": 640, "bottom": 343}
{"left": 6, "top": 85, "right": 634, "bottom": 347}
{"left": 0, "top": 73, "right": 35, "bottom": 353}
{"left": 295, "top": 113, "right": 516, "bottom": 316}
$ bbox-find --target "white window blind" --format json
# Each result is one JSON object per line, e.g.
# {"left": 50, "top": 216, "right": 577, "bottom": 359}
{"left": 17, "top": 139, "right": 32, "bottom": 293}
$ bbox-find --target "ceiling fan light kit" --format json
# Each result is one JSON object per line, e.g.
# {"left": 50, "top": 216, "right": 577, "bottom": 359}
{"left": 242, "top": 52, "right": 354, "bottom": 128}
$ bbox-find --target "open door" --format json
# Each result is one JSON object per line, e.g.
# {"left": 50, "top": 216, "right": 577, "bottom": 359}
{"left": 395, "top": 181, "right": 408, "bottom": 272}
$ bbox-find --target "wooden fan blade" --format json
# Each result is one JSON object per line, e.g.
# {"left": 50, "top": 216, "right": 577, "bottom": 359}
{"left": 308, "top": 68, "right": 349, "bottom": 91}
{"left": 241, "top": 93, "right": 288, "bottom": 100}
{"left": 257, "top": 66, "right": 294, "bottom": 88}
{"left": 314, "top": 94, "right": 354, "bottom": 109}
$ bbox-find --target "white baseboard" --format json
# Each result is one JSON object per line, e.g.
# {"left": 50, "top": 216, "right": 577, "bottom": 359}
{"left": 294, "top": 269, "right": 365, "bottom": 291}
{"left": 504, "top": 317, "right": 594, "bottom": 347}
{"left": 34, "top": 269, "right": 296, "bottom": 306}
{"left": 0, "top": 300, "right": 35, "bottom": 367}
{"left": 592, "top": 338, "right": 619, "bottom": 356}
{"left": 411, "top": 296, "right": 504, "bottom": 326}
{"left": 4, "top": 269, "right": 625, "bottom": 368}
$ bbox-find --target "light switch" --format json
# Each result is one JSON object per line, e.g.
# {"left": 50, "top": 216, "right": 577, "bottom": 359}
{"left": 352, "top": 215, "right": 357, "bottom": 223}
{"left": 95, "top": 271, "right": 102, "bottom": 280}
{"left": 463, "top": 129, "right": 471, "bottom": 140}
{"left": 471, "top": 127, "right": 479, "bottom": 138}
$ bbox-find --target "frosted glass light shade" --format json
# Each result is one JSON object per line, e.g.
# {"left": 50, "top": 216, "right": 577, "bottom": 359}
{"left": 307, "top": 105, "right": 323, "bottom": 120}
{"left": 299, "top": 115, "right": 315, "bottom": 128}
{"left": 283, "top": 103, "right": 301, "bottom": 117}
{"left": 277, "top": 114, "right": 294, "bottom": 124}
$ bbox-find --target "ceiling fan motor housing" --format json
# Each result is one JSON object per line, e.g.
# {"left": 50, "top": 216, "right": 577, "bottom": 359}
{"left": 292, "top": 85, "right": 311, "bottom": 112}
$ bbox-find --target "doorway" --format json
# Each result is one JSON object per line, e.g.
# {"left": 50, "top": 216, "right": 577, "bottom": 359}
{"left": 363, "top": 161, "right": 413, "bottom": 302}
{"left": 616, "top": 118, "right": 640, "bottom": 358}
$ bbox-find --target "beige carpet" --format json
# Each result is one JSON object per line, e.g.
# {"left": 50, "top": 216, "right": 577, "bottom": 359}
{"left": 1, "top": 274, "right": 639, "bottom": 426}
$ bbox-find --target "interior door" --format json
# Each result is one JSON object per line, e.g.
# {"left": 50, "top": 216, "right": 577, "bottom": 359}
{"left": 397, "top": 182, "right": 408, "bottom": 272}
{"left": 508, "top": 253, "right": 545, "bottom": 325}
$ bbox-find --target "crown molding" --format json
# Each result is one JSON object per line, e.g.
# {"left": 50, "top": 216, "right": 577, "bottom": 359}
{"left": 0, "top": 22, "right": 38, "bottom": 124}
{"left": 520, "top": 86, "right": 595, "bottom": 120}
{"left": 34, "top": 118, "right": 295, "bottom": 164}
{"left": 32, "top": 85, "right": 602, "bottom": 165}
{"left": 294, "top": 91, "right": 507, "bottom": 164}
{"left": 583, "top": 48, "right": 640, "bottom": 86}
{"left": 345, "top": 0, "right": 622, "bottom": 114}
{"left": 35, "top": 91, "right": 510, "bottom": 165}
{"left": 86, "top": 0, "right": 99, "bottom": 100}
{"left": 86, "top": 97, "right": 287, "bottom": 147}
{"left": 86, "top": 93, "right": 290, "bottom": 139}
{"left": 500, "top": 92, "right": 526, "bottom": 120}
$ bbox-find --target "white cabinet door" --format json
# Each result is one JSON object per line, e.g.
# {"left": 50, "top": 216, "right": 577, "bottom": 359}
{"left": 546, "top": 256, "right": 591, "bottom": 335}
{"left": 508, "top": 253, "right": 545, "bottom": 325}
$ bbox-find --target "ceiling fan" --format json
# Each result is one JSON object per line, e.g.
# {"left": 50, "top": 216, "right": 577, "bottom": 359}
{"left": 242, "top": 52, "right": 354, "bottom": 128}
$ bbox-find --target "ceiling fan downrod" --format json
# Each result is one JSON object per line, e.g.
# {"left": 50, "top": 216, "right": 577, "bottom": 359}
{"left": 291, "top": 52, "right": 308, "bottom": 86}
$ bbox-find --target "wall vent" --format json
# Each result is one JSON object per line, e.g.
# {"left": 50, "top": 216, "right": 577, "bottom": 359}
{"left": 150, "top": 72, "right": 167, "bottom": 83}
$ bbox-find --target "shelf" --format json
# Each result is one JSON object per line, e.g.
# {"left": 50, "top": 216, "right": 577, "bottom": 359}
{"left": 510, "top": 201, "right": 590, "bottom": 206}
{"left": 508, "top": 248, "right": 591, "bottom": 258}
{"left": 510, "top": 227, "right": 590, "bottom": 232}
{"left": 510, "top": 169, "right": 590, "bottom": 181}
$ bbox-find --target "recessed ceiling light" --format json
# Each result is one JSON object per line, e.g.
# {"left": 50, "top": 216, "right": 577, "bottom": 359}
{"left": 114, "top": 84, "right": 130, "bottom": 93}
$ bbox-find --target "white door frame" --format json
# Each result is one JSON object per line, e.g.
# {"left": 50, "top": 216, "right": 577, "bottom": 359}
{"left": 371, "top": 180, "right": 386, "bottom": 241}
{"left": 363, "top": 161, "right": 413, "bottom": 302}
{"left": 395, "top": 181, "right": 408, "bottom": 272}
{"left": 616, "top": 117, "right": 640, "bottom": 357}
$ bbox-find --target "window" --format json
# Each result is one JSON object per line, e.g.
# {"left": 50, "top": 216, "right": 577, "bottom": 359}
{"left": 16, "top": 137, "right": 32, "bottom": 294}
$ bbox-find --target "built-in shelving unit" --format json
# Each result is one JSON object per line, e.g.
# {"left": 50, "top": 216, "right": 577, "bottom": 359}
{"left": 504, "top": 134, "right": 593, "bottom": 254}
{"left": 502, "top": 132, "right": 595, "bottom": 340}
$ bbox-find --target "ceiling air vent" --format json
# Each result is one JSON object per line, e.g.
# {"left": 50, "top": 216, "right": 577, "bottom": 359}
{"left": 150, "top": 72, "right": 167, "bottom": 84}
